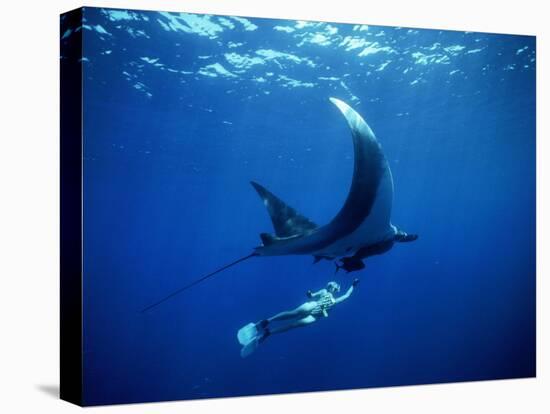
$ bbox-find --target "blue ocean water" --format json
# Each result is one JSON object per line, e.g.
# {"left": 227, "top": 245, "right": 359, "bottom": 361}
{"left": 66, "top": 7, "right": 535, "bottom": 405}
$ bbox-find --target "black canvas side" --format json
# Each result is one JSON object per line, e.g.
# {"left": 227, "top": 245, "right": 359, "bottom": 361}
{"left": 60, "top": 7, "right": 83, "bottom": 407}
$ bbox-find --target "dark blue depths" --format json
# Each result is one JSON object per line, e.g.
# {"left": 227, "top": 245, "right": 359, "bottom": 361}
{"left": 65, "top": 7, "right": 535, "bottom": 405}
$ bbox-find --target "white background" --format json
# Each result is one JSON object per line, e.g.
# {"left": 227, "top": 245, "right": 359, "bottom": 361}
{"left": 0, "top": 0, "right": 547, "bottom": 412}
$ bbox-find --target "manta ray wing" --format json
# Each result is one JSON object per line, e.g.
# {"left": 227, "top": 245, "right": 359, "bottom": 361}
{"left": 326, "top": 98, "right": 391, "bottom": 236}
{"left": 253, "top": 98, "right": 394, "bottom": 257}
{"left": 251, "top": 181, "right": 318, "bottom": 239}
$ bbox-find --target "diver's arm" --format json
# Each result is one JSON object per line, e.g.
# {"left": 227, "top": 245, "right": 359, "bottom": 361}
{"left": 307, "top": 289, "right": 327, "bottom": 299}
{"left": 334, "top": 279, "right": 359, "bottom": 304}
{"left": 334, "top": 287, "right": 353, "bottom": 304}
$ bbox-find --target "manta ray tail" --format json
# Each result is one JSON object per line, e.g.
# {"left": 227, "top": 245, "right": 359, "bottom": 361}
{"left": 141, "top": 252, "right": 258, "bottom": 313}
{"left": 251, "top": 181, "right": 317, "bottom": 240}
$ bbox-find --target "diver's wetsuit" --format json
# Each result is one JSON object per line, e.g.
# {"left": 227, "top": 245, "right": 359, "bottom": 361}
{"left": 310, "top": 292, "right": 336, "bottom": 317}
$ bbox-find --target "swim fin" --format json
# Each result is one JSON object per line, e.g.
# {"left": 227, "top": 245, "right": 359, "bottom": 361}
{"left": 237, "top": 323, "right": 258, "bottom": 346}
{"left": 240, "top": 337, "right": 260, "bottom": 358}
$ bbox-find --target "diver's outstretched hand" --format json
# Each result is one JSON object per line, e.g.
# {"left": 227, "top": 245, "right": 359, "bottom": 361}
{"left": 352, "top": 278, "right": 360, "bottom": 287}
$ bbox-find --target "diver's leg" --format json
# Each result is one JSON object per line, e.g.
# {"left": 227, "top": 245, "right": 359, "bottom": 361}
{"left": 267, "top": 302, "right": 316, "bottom": 323}
{"left": 242, "top": 316, "right": 316, "bottom": 357}
{"left": 269, "top": 315, "right": 317, "bottom": 335}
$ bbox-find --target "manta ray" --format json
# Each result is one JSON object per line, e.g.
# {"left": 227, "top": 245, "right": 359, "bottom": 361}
{"left": 143, "top": 98, "right": 417, "bottom": 312}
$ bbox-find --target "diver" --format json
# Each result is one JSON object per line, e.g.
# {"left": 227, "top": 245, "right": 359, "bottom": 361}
{"left": 335, "top": 229, "right": 419, "bottom": 274}
{"left": 237, "top": 279, "right": 359, "bottom": 358}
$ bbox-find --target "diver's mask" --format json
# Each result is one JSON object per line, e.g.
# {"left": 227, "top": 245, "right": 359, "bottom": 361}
{"left": 327, "top": 281, "right": 341, "bottom": 293}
